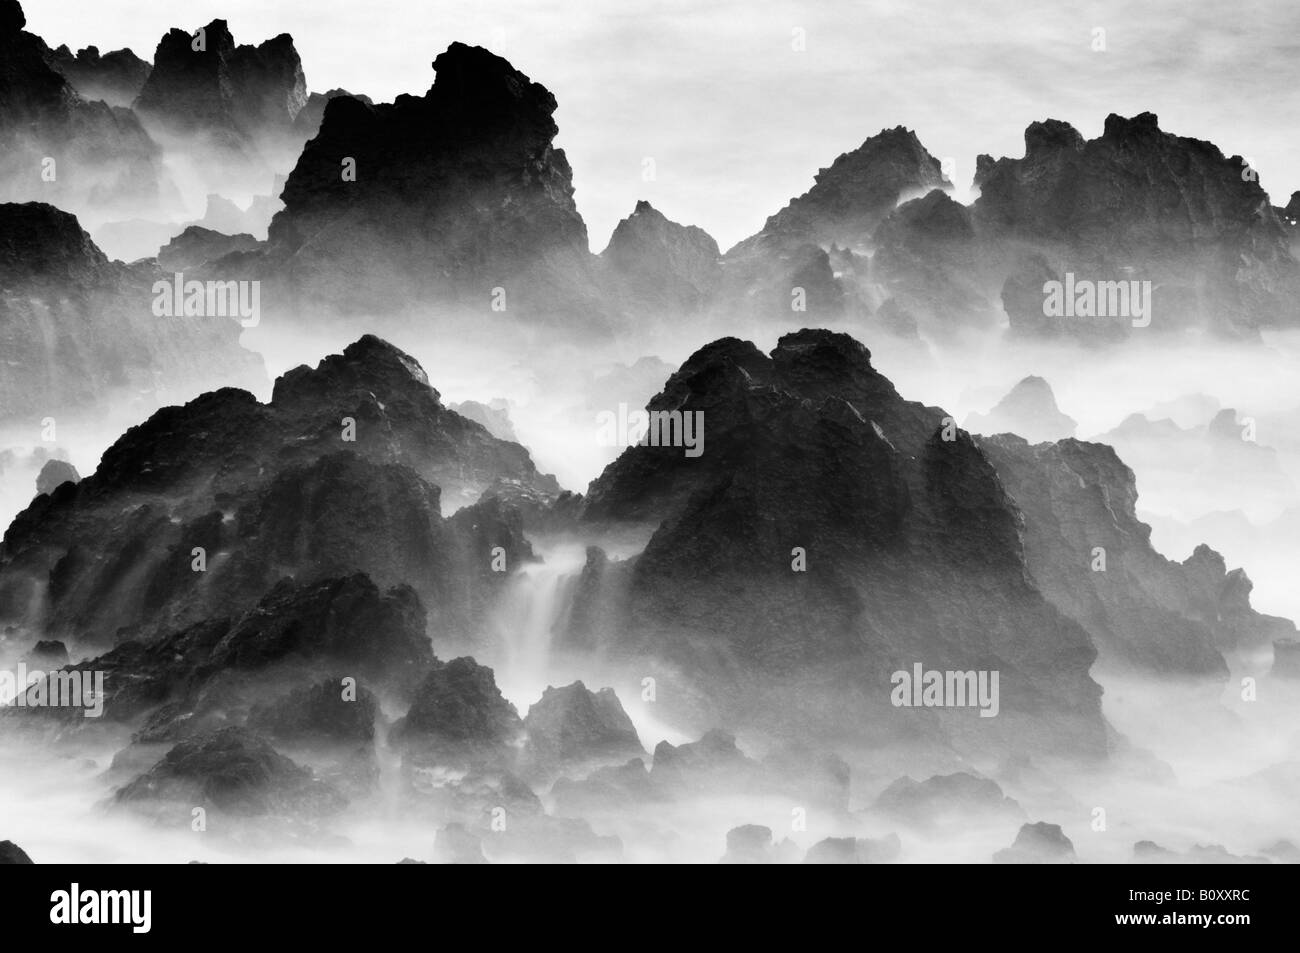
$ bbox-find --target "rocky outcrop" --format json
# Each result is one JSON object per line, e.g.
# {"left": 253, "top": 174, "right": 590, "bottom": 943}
{"left": 389, "top": 657, "right": 524, "bottom": 768}
{"left": 44, "top": 44, "right": 151, "bottom": 106}
{"left": 730, "top": 126, "right": 951, "bottom": 255}
{"left": 0, "top": 202, "right": 265, "bottom": 424}
{"left": 264, "top": 43, "right": 602, "bottom": 327}
{"left": 992, "top": 822, "right": 1076, "bottom": 864}
{"left": 35, "top": 459, "right": 79, "bottom": 496}
{"left": 600, "top": 200, "right": 721, "bottom": 319}
{"left": 0, "top": 336, "right": 556, "bottom": 647}
{"left": 576, "top": 329, "right": 1106, "bottom": 753}
{"left": 115, "top": 725, "right": 346, "bottom": 817}
{"left": 874, "top": 773, "right": 1023, "bottom": 826}
{"left": 133, "top": 20, "right": 306, "bottom": 148}
{"left": 0, "top": 840, "right": 33, "bottom": 863}
{"left": 980, "top": 435, "right": 1290, "bottom": 666}
{"left": 965, "top": 376, "right": 1078, "bottom": 442}
{"left": 521, "top": 681, "right": 643, "bottom": 772}
{"left": 977, "top": 113, "right": 1300, "bottom": 338}
{"left": 157, "top": 225, "right": 261, "bottom": 271}
{"left": 0, "top": 3, "right": 165, "bottom": 219}
{"left": 291, "top": 88, "right": 371, "bottom": 140}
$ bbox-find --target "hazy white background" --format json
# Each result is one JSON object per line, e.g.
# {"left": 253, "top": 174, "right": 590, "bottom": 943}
{"left": 25, "top": 0, "right": 1300, "bottom": 251}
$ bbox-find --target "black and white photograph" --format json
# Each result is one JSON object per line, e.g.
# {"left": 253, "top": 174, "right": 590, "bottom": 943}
{"left": 0, "top": 0, "right": 1294, "bottom": 925}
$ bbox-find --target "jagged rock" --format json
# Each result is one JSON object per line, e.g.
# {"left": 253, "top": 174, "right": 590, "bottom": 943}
{"left": 803, "top": 834, "right": 901, "bottom": 864}
{"left": 977, "top": 112, "right": 1300, "bottom": 338}
{"left": 291, "top": 87, "right": 371, "bottom": 140}
{"left": 965, "top": 377, "right": 1077, "bottom": 442}
{"left": 874, "top": 773, "right": 1023, "bottom": 825}
{"left": 549, "top": 758, "right": 666, "bottom": 815}
{"left": 873, "top": 189, "right": 998, "bottom": 331}
{"left": 650, "top": 730, "right": 761, "bottom": 794}
{"left": 115, "top": 726, "right": 346, "bottom": 817}
{"left": 44, "top": 43, "right": 150, "bottom": 106}
{"left": 731, "top": 126, "right": 951, "bottom": 254}
{"left": 0, "top": 202, "right": 265, "bottom": 424}
{"left": 993, "top": 822, "right": 1076, "bottom": 863}
{"left": 0, "top": 4, "right": 165, "bottom": 219}
{"left": 432, "top": 822, "right": 488, "bottom": 864}
{"left": 981, "top": 436, "right": 1286, "bottom": 668}
{"left": 449, "top": 399, "right": 518, "bottom": 443}
{"left": 0, "top": 335, "right": 555, "bottom": 646}
{"left": 0, "top": 839, "right": 33, "bottom": 864}
{"left": 576, "top": 329, "right": 1106, "bottom": 753}
{"left": 7, "top": 574, "right": 431, "bottom": 744}
{"left": 522, "top": 681, "right": 642, "bottom": 772}
{"left": 248, "top": 678, "right": 379, "bottom": 744}
{"left": 157, "top": 225, "right": 261, "bottom": 271}
{"left": 265, "top": 43, "right": 601, "bottom": 327}
{"left": 134, "top": 20, "right": 306, "bottom": 147}
{"left": 601, "top": 200, "right": 721, "bottom": 318}
{"left": 390, "top": 657, "right": 524, "bottom": 768}
{"left": 21, "top": 639, "right": 68, "bottom": 668}
{"left": 35, "top": 459, "right": 79, "bottom": 496}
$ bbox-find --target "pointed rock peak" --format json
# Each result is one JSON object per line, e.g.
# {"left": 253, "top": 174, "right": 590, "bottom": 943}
{"left": 1102, "top": 111, "right": 1162, "bottom": 142}
{"left": 272, "top": 335, "right": 437, "bottom": 408}
{"left": 337, "top": 335, "right": 433, "bottom": 387}
{"left": 429, "top": 42, "right": 557, "bottom": 118}
{"left": 633, "top": 199, "right": 656, "bottom": 215}
{"left": 1024, "top": 118, "right": 1085, "bottom": 156}
{"left": 0, "top": 202, "right": 109, "bottom": 282}
{"left": 773, "top": 327, "right": 875, "bottom": 370}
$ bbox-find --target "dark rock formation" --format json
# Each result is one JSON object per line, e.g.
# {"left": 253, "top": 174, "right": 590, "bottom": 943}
{"left": 21, "top": 638, "right": 68, "bottom": 668}
{"left": 291, "top": 87, "right": 371, "bottom": 140}
{"left": 0, "top": 335, "right": 556, "bottom": 646}
{"left": 964, "top": 376, "right": 1077, "bottom": 442}
{"left": 157, "top": 225, "right": 261, "bottom": 271}
{"left": 731, "top": 126, "right": 951, "bottom": 255}
{"left": 0, "top": 839, "right": 33, "bottom": 863}
{"left": 44, "top": 43, "right": 151, "bottom": 106}
{"left": 650, "top": 730, "right": 762, "bottom": 794}
{"left": 576, "top": 329, "right": 1106, "bottom": 752}
{"left": 977, "top": 113, "right": 1300, "bottom": 338}
{"left": 0, "top": 5, "right": 165, "bottom": 218}
{"left": 115, "top": 725, "right": 346, "bottom": 817}
{"left": 874, "top": 773, "right": 1023, "bottom": 826}
{"left": 0, "top": 202, "right": 265, "bottom": 424}
{"left": 549, "top": 758, "right": 666, "bottom": 816}
{"left": 10, "top": 574, "right": 430, "bottom": 743}
{"left": 133, "top": 20, "right": 306, "bottom": 148}
{"left": 522, "top": 681, "right": 642, "bottom": 772}
{"left": 992, "top": 821, "right": 1076, "bottom": 863}
{"left": 265, "top": 43, "right": 601, "bottom": 327}
{"left": 248, "top": 677, "right": 379, "bottom": 744}
{"left": 389, "top": 657, "right": 524, "bottom": 768}
{"left": 35, "top": 459, "right": 80, "bottom": 496}
{"left": 981, "top": 436, "right": 1288, "bottom": 667}
{"left": 600, "top": 200, "right": 721, "bottom": 319}
{"left": 448, "top": 399, "right": 518, "bottom": 443}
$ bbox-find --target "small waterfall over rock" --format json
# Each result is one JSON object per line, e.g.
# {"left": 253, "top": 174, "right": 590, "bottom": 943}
{"left": 492, "top": 542, "right": 588, "bottom": 706}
